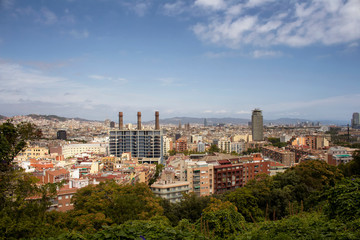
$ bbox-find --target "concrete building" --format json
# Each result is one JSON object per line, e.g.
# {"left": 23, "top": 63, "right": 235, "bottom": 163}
{"left": 218, "top": 139, "right": 231, "bottom": 153}
{"left": 352, "top": 112, "right": 360, "bottom": 129}
{"left": 57, "top": 130, "right": 67, "bottom": 140}
{"left": 109, "top": 112, "right": 163, "bottom": 164}
{"left": 291, "top": 135, "right": 329, "bottom": 150}
{"left": 197, "top": 142, "right": 206, "bottom": 153}
{"left": 230, "top": 141, "right": 245, "bottom": 154}
{"left": 62, "top": 143, "right": 104, "bottom": 158}
{"left": 262, "top": 146, "right": 295, "bottom": 166}
{"left": 327, "top": 146, "right": 353, "bottom": 166}
{"left": 252, "top": 109, "right": 263, "bottom": 141}
{"left": 16, "top": 146, "right": 49, "bottom": 161}
{"left": 163, "top": 136, "right": 173, "bottom": 156}
{"left": 175, "top": 137, "right": 187, "bottom": 152}
{"left": 150, "top": 181, "right": 190, "bottom": 203}
{"left": 187, "top": 161, "right": 214, "bottom": 196}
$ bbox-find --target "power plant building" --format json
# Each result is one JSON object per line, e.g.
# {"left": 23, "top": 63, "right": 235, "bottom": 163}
{"left": 252, "top": 109, "right": 263, "bottom": 141}
{"left": 109, "top": 112, "right": 163, "bottom": 164}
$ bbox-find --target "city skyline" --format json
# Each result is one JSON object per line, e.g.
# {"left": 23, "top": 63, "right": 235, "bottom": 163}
{"left": 1, "top": 0, "right": 360, "bottom": 121}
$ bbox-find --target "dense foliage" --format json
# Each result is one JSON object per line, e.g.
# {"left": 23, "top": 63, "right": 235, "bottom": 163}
{"left": 1, "top": 121, "right": 360, "bottom": 239}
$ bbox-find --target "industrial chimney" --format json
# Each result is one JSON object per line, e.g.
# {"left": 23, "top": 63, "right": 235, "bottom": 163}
{"left": 155, "top": 111, "right": 160, "bottom": 130}
{"left": 137, "top": 112, "right": 142, "bottom": 130}
{"left": 119, "top": 112, "right": 123, "bottom": 130}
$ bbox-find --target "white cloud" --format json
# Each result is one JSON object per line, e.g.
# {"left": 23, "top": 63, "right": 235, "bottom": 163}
{"left": 1, "top": 0, "right": 15, "bottom": 9}
{"left": 158, "top": 78, "right": 184, "bottom": 87}
{"left": 163, "top": 1, "right": 186, "bottom": 16}
{"left": 236, "top": 110, "right": 250, "bottom": 114}
{"left": 0, "top": 61, "right": 64, "bottom": 88}
{"left": 39, "top": 7, "right": 58, "bottom": 24}
{"left": 192, "top": 0, "right": 360, "bottom": 48}
{"left": 89, "top": 75, "right": 128, "bottom": 83}
{"left": 252, "top": 50, "right": 282, "bottom": 58}
{"left": 69, "top": 29, "right": 89, "bottom": 39}
{"left": 194, "top": 0, "right": 226, "bottom": 10}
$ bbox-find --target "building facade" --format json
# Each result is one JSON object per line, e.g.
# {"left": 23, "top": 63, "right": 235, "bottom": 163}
{"left": 252, "top": 109, "right": 263, "bottom": 141}
{"left": 109, "top": 112, "right": 163, "bottom": 163}
{"left": 352, "top": 112, "right": 360, "bottom": 129}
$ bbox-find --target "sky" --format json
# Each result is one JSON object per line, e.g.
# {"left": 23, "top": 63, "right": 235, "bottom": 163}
{"left": 0, "top": 0, "right": 360, "bottom": 122}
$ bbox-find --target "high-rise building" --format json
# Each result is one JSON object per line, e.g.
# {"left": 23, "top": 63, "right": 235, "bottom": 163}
{"left": 57, "top": 130, "right": 67, "bottom": 140}
{"left": 252, "top": 109, "right": 263, "bottom": 141}
{"left": 204, "top": 118, "right": 207, "bottom": 127}
{"left": 352, "top": 112, "right": 359, "bottom": 129}
{"left": 109, "top": 112, "right": 163, "bottom": 164}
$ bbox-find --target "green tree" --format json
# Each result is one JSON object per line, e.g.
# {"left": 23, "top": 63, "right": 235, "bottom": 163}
{"left": 72, "top": 181, "right": 163, "bottom": 228}
{"left": 0, "top": 121, "right": 64, "bottom": 239}
{"left": 324, "top": 177, "right": 360, "bottom": 221}
{"left": 0, "top": 120, "right": 41, "bottom": 172}
{"left": 200, "top": 198, "right": 246, "bottom": 238}
{"left": 225, "top": 187, "right": 263, "bottom": 222}
{"left": 207, "top": 144, "right": 220, "bottom": 154}
{"left": 339, "top": 150, "right": 360, "bottom": 177}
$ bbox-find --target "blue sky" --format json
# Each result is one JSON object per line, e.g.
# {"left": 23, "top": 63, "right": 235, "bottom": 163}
{"left": 0, "top": 0, "right": 359, "bottom": 122}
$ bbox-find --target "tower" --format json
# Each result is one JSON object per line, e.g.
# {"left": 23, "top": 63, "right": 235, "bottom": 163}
{"left": 252, "top": 109, "right": 263, "bottom": 141}
{"left": 352, "top": 112, "right": 359, "bottom": 129}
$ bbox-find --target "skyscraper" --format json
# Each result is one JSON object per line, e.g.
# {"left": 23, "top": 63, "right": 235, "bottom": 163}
{"left": 252, "top": 109, "right": 263, "bottom": 141}
{"left": 352, "top": 112, "right": 359, "bottom": 129}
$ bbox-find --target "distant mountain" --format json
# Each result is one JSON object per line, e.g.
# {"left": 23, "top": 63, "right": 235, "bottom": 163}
{"left": 0, "top": 115, "right": 7, "bottom": 120}
{"left": 144, "top": 117, "right": 346, "bottom": 126}
{"left": 264, "top": 118, "right": 312, "bottom": 125}
{"left": 144, "top": 117, "right": 249, "bottom": 125}
{"left": 26, "top": 114, "right": 93, "bottom": 122}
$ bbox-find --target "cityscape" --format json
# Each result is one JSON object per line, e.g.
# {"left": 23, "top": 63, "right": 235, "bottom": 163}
{"left": 1, "top": 0, "right": 360, "bottom": 239}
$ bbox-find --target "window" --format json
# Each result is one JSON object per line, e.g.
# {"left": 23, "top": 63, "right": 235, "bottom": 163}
{"left": 65, "top": 195, "right": 69, "bottom": 199}
{"left": 58, "top": 196, "right": 62, "bottom": 200}
{"left": 59, "top": 204, "right": 62, "bottom": 208}
{"left": 66, "top": 203, "right": 69, "bottom": 207}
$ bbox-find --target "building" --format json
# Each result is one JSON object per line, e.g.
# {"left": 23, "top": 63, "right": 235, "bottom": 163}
{"left": 218, "top": 139, "right": 231, "bottom": 153}
{"left": 187, "top": 161, "right": 213, "bottom": 196}
{"left": 16, "top": 146, "right": 49, "bottom": 161}
{"left": 197, "top": 142, "right": 206, "bottom": 153}
{"left": 109, "top": 112, "right": 163, "bottom": 164}
{"left": 163, "top": 136, "right": 173, "bottom": 156}
{"left": 352, "top": 112, "right": 360, "bottom": 129}
{"left": 230, "top": 141, "right": 245, "bottom": 154}
{"left": 291, "top": 135, "right": 329, "bottom": 150}
{"left": 252, "top": 109, "right": 263, "bottom": 141}
{"left": 57, "top": 130, "right": 67, "bottom": 140}
{"left": 150, "top": 181, "right": 190, "bottom": 203}
{"left": 175, "top": 137, "right": 187, "bottom": 152}
{"left": 62, "top": 143, "right": 104, "bottom": 158}
{"left": 327, "top": 146, "right": 353, "bottom": 166}
{"left": 262, "top": 146, "right": 295, "bottom": 166}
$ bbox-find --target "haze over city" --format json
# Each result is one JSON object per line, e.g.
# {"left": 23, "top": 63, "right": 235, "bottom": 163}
{"left": 1, "top": 0, "right": 359, "bottom": 121}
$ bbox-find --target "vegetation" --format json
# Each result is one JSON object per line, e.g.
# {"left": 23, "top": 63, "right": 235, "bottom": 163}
{"left": 267, "top": 137, "right": 288, "bottom": 148}
{"left": 1, "top": 121, "right": 360, "bottom": 239}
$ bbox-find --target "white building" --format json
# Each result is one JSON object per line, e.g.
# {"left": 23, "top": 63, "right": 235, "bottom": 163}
{"left": 62, "top": 143, "right": 105, "bottom": 158}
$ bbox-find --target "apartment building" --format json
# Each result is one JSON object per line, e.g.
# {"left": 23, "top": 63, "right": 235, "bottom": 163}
{"left": 187, "top": 161, "right": 214, "bottom": 196}
{"left": 262, "top": 146, "right": 295, "bottom": 166}
{"left": 175, "top": 137, "right": 188, "bottom": 152}
{"left": 150, "top": 181, "right": 190, "bottom": 203}
{"left": 327, "top": 146, "right": 353, "bottom": 166}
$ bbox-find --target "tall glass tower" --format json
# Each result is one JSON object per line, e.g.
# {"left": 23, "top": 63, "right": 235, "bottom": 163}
{"left": 352, "top": 112, "right": 359, "bottom": 129}
{"left": 252, "top": 109, "right": 263, "bottom": 141}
